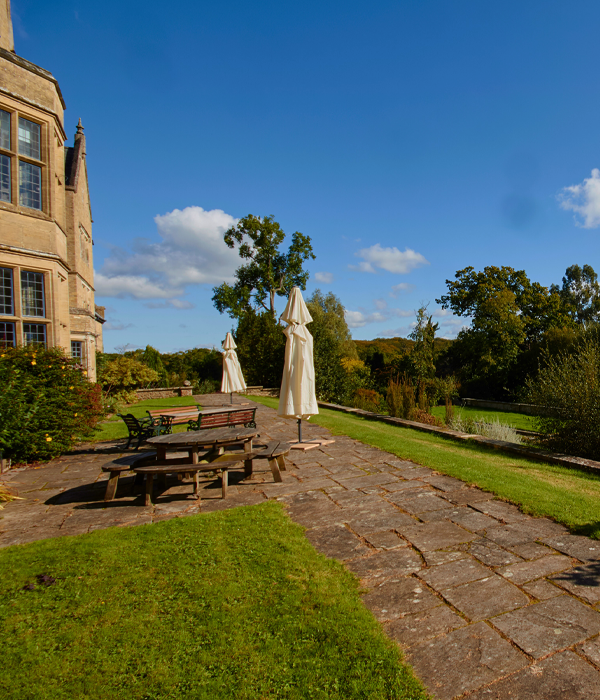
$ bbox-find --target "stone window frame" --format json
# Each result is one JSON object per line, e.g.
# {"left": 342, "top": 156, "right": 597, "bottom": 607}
{"left": 0, "top": 104, "right": 47, "bottom": 214}
{"left": 0, "top": 264, "right": 53, "bottom": 348}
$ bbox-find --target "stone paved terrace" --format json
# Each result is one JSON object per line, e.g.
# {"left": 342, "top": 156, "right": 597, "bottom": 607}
{"left": 2, "top": 394, "right": 600, "bottom": 699}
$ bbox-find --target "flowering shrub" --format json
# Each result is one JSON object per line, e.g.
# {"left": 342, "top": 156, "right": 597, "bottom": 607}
{"left": 0, "top": 346, "right": 105, "bottom": 464}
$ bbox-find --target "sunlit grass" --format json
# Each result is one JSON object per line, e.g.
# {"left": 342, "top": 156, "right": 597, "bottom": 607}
{"left": 0, "top": 502, "right": 428, "bottom": 700}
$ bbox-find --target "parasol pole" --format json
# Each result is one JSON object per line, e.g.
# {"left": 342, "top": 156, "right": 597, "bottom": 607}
{"left": 298, "top": 418, "right": 302, "bottom": 443}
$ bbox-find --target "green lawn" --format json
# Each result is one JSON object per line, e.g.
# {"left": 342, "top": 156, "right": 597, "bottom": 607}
{"left": 248, "top": 396, "right": 600, "bottom": 539}
{"left": 0, "top": 502, "right": 428, "bottom": 700}
{"left": 430, "top": 405, "right": 536, "bottom": 431}
{"left": 92, "top": 396, "right": 200, "bottom": 442}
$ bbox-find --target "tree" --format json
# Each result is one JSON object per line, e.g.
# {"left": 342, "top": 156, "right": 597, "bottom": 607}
{"left": 234, "top": 311, "right": 286, "bottom": 387}
{"left": 436, "top": 265, "right": 569, "bottom": 346}
{"left": 306, "top": 290, "right": 358, "bottom": 402}
{"left": 140, "top": 345, "right": 167, "bottom": 386}
{"left": 551, "top": 264, "right": 600, "bottom": 326}
{"left": 99, "top": 356, "right": 159, "bottom": 405}
{"left": 409, "top": 306, "right": 438, "bottom": 382}
{"left": 212, "top": 215, "right": 315, "bottom": 320}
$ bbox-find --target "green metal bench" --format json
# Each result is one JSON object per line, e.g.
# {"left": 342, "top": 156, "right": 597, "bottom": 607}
{"left": 117, "top": 413, "right": 171, "bottom": 450}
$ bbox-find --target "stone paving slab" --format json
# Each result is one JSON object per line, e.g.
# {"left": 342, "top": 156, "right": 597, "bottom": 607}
{"left": 4, "top": 393, "right": 600, "bottom": 699}
{"left": 467, "top": 650, "right": 600, "bottom": 699}
{"left": 407, "top": 621, "right": 528, "bottom": 700}
{"left": 493, "top": 595, "right": 600, "bottom": 658}
{"left": 418, "top": 557, "right": 491, "bottom": 591}
{"left": 385, "top": 604, "right": 466, "bottom": 647}
{"left": 550, "top": 561, "right": 600, "bottom": 604}
{"left": 497, "top": 554, "right": 573, "bottom": 585}
{"left": 361, "top": 577, "right": 441, "bottom": 621}
{"left": 442, "top": 574, "right": 529, "bottom": 621}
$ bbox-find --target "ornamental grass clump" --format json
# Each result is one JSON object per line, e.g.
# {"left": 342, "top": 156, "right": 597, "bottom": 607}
{"left": 386, "top": 376, "right": 416, "bottom": 420}
{"left": 0, "top": 346, "right": 105, "bottom": 464}
{"left": 449, "top": 415, "right": 522, "bottom": 444}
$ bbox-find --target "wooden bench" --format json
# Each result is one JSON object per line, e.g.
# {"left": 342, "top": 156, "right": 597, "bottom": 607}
{"left": 187, "top": 407, "right": 257, "bottom": 431}
{"left": 133, "top": 456, "right": 241, "bottom": 505}
{"left": 240, "top": 441, "right": 291, "bottom": 483}
{"left": 147, "top": 405, "right": 200, "bottom": 428}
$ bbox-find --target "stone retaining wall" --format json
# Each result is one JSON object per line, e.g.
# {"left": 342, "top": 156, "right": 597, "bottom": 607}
{"left": 461, "top": 398, "right": 544, "bottom": 415}
{"left": 135, "top": 386, "right": 193, "bottom": 400}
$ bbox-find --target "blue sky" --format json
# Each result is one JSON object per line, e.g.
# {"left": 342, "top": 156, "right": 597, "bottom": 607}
{"left": 12, "top": 0, "right": 600, "bottom": 351}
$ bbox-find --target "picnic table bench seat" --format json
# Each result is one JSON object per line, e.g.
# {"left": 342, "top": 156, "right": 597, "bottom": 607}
{"left": 187, "top": 407, "right": 257, "bottom": 431}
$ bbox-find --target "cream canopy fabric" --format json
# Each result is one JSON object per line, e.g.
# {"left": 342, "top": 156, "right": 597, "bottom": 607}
{"left": 277, "top": 287, "right": 318, "bottom": 420}
{"left": 221, "top": 332, "right": 247, "bottom": 393}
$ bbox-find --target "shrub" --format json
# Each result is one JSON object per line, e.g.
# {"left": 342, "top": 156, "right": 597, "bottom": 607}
{"left": 194, "top": 378, "right": 220, "bottom": 394}
{"left": 0, "top": 346, "right": 105, "bottom": 463}
{"left": 386, "top": 377, "right": 415, "bottom": 420}
{"left": 525, "top": 339, "right": 600, "bottom": 458}
{"left": 352, "top": 389, "right": 384, "bottom": 413}
{"left": 412, "top": 408, "right": 444, "bottom": 427}
{"left": 99, "top": 356, "right": 159, "bottom": 411}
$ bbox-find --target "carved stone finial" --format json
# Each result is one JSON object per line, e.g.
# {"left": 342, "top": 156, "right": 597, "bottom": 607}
{"left": 76, "top": 118, "right": 84, "bottom": 135}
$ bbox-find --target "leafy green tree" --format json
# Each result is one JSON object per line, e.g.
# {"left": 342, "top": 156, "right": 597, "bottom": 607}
{"left": 306, "top": 290, "right": 357, "bottom": 402}
{"left": 409, "top": 306, "right": 438, "bottom": 382}
{"left": 550, "top": 264, "right": 600, "bottom": 326}
{"left": 212, "top": 214, "right": 315, "bottom": 320}
{"left": 140, "top": 345, "right": 167, "bottom": 386}
{"left": 234, "top": 311, "right": 286, "bottom": 388}
{"left": 99, "top": 356, "right": 159, "bottom": 405}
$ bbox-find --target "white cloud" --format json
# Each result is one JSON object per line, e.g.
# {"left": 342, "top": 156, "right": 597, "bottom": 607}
{"left": 96, "top": 206, "right": 240, "bottom": 301}
{"left": 345, "top": 306, "right": 412, "bottom": 328}
{"left": 345, "top": 310, "right": 387, "bottom": 328}
{"left": 143, "top": 299, "right": 195, "bottom": 310}
{"left": 390, "top": 283, "right": 414, "bottom": 297}
{"left": 103, "top": 321, "right": 133, "bottom": 331}
{"left": 374, "top": 298, "right": 387, "bottom": 310}
{"left": 558, "top": 169, "right": 600, "bottom": 228}
{"left": 351, "top": 244, "right": 429, "bottom": 274}
{"left": 95, "top": 273, "right": 183, "bottom": 299}
{"left": 314, "top": 271, "right": 334, "bottom": 284}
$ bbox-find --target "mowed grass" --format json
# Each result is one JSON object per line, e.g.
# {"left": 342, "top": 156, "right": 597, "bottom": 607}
{"left": 249, "top": 396, "right": 600, "bottom": 539}
{"left": 429, "top": 405, "right": 536, "bottom": 431}
{"left": 0, "top": 502, "right": 428, "bottom": 700}
{"left": 92, "top": 396, "right": 200, "bottom": 442}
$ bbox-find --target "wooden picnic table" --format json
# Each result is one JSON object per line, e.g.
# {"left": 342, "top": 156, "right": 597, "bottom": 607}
{"left": 136, "top": 427, "right": 260, "bottom": 505}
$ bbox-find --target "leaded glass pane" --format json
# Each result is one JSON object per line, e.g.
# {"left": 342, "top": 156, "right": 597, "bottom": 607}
{"left": 0, "top": 154, "right": 10, "bottom": 202}
{"left": 23, "top": 323, "right": 46, "bottom": 346}
{"left": 19, "top": 161, "right": 41, "bottom": 209}
{"left": 0, "top": 322, "right": 15, "bottom": 348}
{"left": 21, "top": 271, "right": 45, "bottom": 317}
{"left": 0, "top": 110, "right": 9, "bottom": 150}
{"left": 18, "top": 117, "right": 40, "bottom": 159}
{"left": 0, "top": 267, "right": 13, "bottom": 315}
{"left": 71, "top": 341, "right": 82, "bottom": 359}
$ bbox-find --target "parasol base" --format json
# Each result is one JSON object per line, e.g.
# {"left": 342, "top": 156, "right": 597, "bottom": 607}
{"left": 289, "top": 439, "right": 335, "bottom": 451}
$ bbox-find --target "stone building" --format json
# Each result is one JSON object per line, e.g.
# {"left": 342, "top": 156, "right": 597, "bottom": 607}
{"left": 0, "top": 0, "right": 104, "bottom": 380}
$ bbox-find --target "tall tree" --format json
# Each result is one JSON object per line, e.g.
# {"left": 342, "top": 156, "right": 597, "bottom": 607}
{"left": 550, "top": 264, "right": 600, "bottom": 326}
{"left": 436, "top": 265, "right": 568, "bottom": 346}
{"left": 409, "top": 306, "right": 438, "bottom": 381}
{"left": 212, "top": 215, "right": 315, "bottom": 320}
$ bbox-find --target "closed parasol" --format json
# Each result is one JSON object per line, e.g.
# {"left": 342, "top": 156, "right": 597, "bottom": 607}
{"left": 278, "top": 287, "right": 318, "bottom": 442}
{"left": 221, "top": 332, "right": 246, "bottom": 403}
